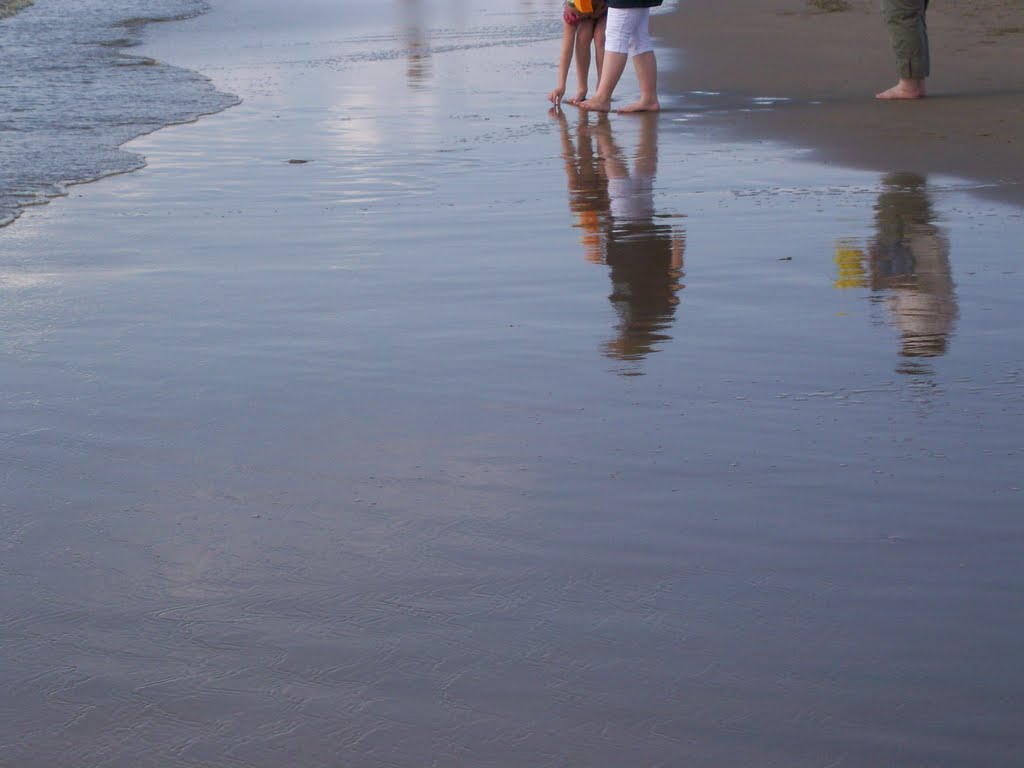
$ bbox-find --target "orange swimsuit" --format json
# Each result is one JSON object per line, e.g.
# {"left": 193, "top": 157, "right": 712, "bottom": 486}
{"left": 563, "top": 0, "right": 607, "bottom": 27}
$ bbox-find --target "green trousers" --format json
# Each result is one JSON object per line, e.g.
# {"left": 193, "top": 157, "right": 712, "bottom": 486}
{"left": 882, "top": 0, "right": 930, "bottom": 79}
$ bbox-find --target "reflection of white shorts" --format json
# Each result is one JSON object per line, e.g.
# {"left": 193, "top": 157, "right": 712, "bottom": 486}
{"left": 609, "top": 174, "right": 656, "bottom": 222}
{"left": 604, "top": 7, "right": 653, "bottom": 55}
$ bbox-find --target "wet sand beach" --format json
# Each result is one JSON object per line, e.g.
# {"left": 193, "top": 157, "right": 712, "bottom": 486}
{"left": 656, "top": 0, "right": 1024, "bottom": 205}
{"left": 1, "top": 0, "right": 1023, "bottom": 766}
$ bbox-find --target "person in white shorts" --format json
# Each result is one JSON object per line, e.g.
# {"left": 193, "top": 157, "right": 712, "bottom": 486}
{"left": 578, "top": 0, "right": 662, "bottom": 113}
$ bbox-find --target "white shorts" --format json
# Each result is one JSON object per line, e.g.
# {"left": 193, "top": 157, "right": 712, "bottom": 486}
{"left": 604, "top": 7, "right": 654, "bottom": 56}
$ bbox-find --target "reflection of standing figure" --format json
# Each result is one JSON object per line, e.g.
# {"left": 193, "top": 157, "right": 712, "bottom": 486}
{"left": 597, "top": 113, "right": 683, "bottom": 365}
{"left": 553, "top": 109, "right": 684, "bottom": 372}
{"left": 555, "top": 108, "right": 610, "bottom": 264}
{"left": 401, "top": 0, "right": 431, "bottom": 87}
{"left": 871, "top": 172, "right": 956, "bottom": 358}
{"left": 835, "top": 172, "right": 957, "bottom": 362}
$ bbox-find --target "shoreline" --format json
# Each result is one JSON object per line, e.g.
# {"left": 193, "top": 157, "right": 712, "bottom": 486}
{"left": 654, "top": 0, "right": 1024, "bottom": 207}
{"left": 0, "top": 0, "right": 236, "bottom": 231}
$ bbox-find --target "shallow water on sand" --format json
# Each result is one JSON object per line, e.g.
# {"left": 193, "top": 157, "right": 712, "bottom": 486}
{"left": 0, "top": 0, "right": 236, "bottom": 228}
{"left": 1, "top": 1, "right": 1022, "bottom": 766}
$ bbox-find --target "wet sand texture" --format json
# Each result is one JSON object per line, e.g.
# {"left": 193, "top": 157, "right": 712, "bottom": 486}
{"left": 1, "top": 0, "right": 1023, "bottom": 766}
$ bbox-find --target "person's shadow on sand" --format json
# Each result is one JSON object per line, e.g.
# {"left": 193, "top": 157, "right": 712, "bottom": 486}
{"left": 552, "top": 108, "right": 686, "bottom": 375}
{"left": 834, "top": 171, "right": 958, "bottom": 373}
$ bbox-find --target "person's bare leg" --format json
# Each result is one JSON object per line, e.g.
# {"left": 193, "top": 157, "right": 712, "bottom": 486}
{"left": 572, "top": 21, "right": 595, "bottom": 103}
{"left": 593, "top": 16, "right": 607, "bottom": 90}
{"left": 579, "top": 51, "right": 627, "bottom": 111}
{"left": 548, "top": 21, "right": 577, "bottom": 106}
{"left": 875, "top": 77, "right": 927, "bottom": 99}
{"left": 617, "top": 49, "right": 659, "bottom": 112}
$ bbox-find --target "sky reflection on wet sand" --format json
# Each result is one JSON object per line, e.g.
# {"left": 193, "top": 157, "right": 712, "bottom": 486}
{"left": 1, "top": 0, "right": 1022, "bottom": 765}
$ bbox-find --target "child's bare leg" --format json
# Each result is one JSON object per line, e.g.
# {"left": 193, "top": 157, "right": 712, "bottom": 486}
{"left": 593, "top": 16, "right": 607, "bottom": 89}
{"left": 572, "top": 21, "right": 595, "bottom": 103}
{"left": 548, "top": 21, "right": 578, "bottom": 106}
{"left": 617, "top": 49, "right": 659, "bottom": 112}
{"left": 578, "top": 50, "right": 626, "bottom": 112}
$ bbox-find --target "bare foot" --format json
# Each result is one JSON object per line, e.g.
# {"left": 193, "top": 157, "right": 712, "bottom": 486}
{"left": 875, "top": 80, "right": 926, "bottom": 100}
{"left": 568, "top": 88, "right": 587, "bottom": 105}
{"left": 617, "top": 98, "right": 660, "bottom": 113}
{"left": 578, "top": 96, "right": 612, "bottom": 112}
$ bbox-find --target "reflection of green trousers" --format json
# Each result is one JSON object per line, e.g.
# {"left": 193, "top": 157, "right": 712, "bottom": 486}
{"left": 882, "top": 0, "right": 930, "bottom": 79}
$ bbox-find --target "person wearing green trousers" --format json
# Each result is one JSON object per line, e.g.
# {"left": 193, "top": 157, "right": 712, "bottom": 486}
{"left": 876, "top": 0, "right": 929, "bottom": 99}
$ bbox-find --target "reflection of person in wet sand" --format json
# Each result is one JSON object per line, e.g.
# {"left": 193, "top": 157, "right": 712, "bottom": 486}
{"left": 400, "top": 0, "right": 431, "bottom": 87}
{"left": 834, "top": 172, "right": 957, "bottom": 362}
{"left": 554, "top": 106, "right": 610, "bottom": 264}
{"left": 553, "top": 109, "right": 685, "bottom": 371}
